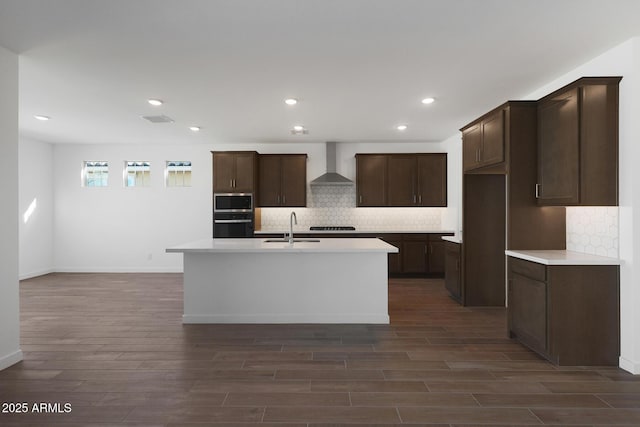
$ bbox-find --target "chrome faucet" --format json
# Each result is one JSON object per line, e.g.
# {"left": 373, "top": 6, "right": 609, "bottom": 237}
{"left": 288, "top": 211, "right": 297, "bottom": 244}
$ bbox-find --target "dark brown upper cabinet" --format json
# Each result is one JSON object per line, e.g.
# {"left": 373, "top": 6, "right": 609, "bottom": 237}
{"left": 356, "top": 154, "right": 387, "bottom": 206}
{"left": 257, "top": 154, "right": 307, "bottom": 207}
{"left": 212, "top": 151, "right": 257, "bottom": 193}
{"left": 357, "top": 153, "right": 446, "bottom": 207}
{"left": 462, "top": 109, "right": 505, "bottom": 172}
{"left": 537, "top": 77, "right": 621, "bottom": 206}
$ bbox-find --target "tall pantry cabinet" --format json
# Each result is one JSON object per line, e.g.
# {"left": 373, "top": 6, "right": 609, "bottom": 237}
{"left": 459, "top": 102, "right": 566, "bottom": 306}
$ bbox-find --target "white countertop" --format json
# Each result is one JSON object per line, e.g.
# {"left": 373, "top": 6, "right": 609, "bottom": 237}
{"left": 442, "top": 235, "right": 462, "bottom": 244}
{"left": 167, "top": 238, "right": 399, "bottom": 254}
{"left": 505, "top": 249, "right": 621, "bottom": 266}
{"left": 255, "top": 229, "right": 455, "bottom": 235}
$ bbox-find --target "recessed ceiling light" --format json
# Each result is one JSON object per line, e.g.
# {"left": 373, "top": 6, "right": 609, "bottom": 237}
{"left": 421, "top": 97, "right": 435, "bottom": 105}
{"left": 285, "top": 98, "right": 298, "bottom": 106}
{"left": 148, "top": 99, "right": 163, "bottom": 106}
{"left": 189, "top": 126, "right": 201, "bottom": 132}
{"left": 396, "top": 124, "right": 408, "bottom": 131}
{"left": 34, "top": 115, "right": 50, "bottom": 121}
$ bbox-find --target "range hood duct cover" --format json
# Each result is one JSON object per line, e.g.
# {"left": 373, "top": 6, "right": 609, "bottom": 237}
{"left": 310, "top": 141, "right": 354, "bottom": 186}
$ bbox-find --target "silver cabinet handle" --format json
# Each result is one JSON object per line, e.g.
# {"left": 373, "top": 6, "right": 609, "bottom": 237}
{"left": 282, "top": 195, "right": 286, "bottom": 204}
{"left": 418, "top": 195, "right": 422, "bottom": 204}
{"left": 535, "top": 183, "right": 540, "bottom": 198}
{"left": 359, "top": 195, "right": 362, "bottom": 204}
{"left": 413, "top": 195, "right": 417, "bottom": 204}
{"left": 230, "top": 179, "right": 233, "bottom": 188}
{"left": 277, "top": 195, "right": 280, "bottom": 204}
{"left": 214, "top": 219, "right": 252, "bottom": 223}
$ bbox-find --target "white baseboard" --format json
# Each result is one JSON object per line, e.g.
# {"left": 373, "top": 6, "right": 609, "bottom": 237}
{"left": 183, "top": 313, "right": 390, "bottom": 324}
{"left": 20, "top": 267, "right": 182, "bottom": 279}
{"left": 53, "top": 267, "right": 183, "bottom": 273}
{"left": 19, "top": 268, "right": 54, "bottom": 280}
{"left": 0, "top": 350, "right": 23, "bottom": 371}
{"left": 619, "top": 356, "right": 640, "bottom": 375}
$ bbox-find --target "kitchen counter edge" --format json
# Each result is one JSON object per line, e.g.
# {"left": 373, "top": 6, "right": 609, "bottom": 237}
{"left": 505, "top": 249, "right": 622, "bottom": 266}
{"left": 167, "top": 238, "right": 399, "bottom": 254}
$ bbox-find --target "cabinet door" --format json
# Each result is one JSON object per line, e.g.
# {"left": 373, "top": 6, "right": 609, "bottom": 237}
{"left": 480, "top": 110, "right": 504, "bottom": 167}
{"left": 402, "top": 240, "right": 428, "bottom": 273}
{"left": 444, "top": 242, "right": 461, "bottom": 300}
{"left": 233, "top": 152, "right": 257, "bottom": 192}
{"left": 356, "top": 155, "right": 387, "bottom": 206}
{"left": 462, "top": 123, "right": 482, "bottom": 171}
{"left": 387, "top": 156, "right": 416, "bottom": 206}
{"left": 258, "top": 155, "right": 282, "bottom": 206}
{"left": 281, "top": 155, "right": 307, "bottom": 207}
{"left": 509, "top": 272, "right": 547, "bottom": 354}
{"left": 386, "top": 239, "right": 402, "bottom": 276}
{"left": 428, "top": 240, "right": 445, "bottom": 274}
{"left": 213, "top": 152, "right": 236, "bottom": 192}
{"left": 537, "top": 88, "right": 579, "bottom": 205}
{"left": 417, "top": 154, "right": 447, "bottom": 207}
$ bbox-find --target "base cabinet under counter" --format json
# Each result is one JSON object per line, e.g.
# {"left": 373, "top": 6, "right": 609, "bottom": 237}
{"left": 444, "top": 241, "right": 462, "bottom": 302}
{"left": 507, "top": 256, "right": 619, "bottom": 366}
{"left": 254, "top": 232, "right": 452, "bottom": 278}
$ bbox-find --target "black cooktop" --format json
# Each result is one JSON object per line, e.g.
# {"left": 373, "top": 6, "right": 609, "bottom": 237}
{"left": 310, "top": 226, "right": 356, "bottom": 231}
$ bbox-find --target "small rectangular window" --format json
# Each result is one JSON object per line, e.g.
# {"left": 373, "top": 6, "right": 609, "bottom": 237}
{"left": 166, "top": 161, "right": 192, "bottom": 187}
{"left": 83, "top": 161, "right": 108, "bottom": 187}
{"left": 125, "top": 161, "right": 151, "bottom": 187}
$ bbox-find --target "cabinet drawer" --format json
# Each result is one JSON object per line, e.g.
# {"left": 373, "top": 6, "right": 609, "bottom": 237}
{"left": 509, "top": 257, "right": 546, "bottom": 282}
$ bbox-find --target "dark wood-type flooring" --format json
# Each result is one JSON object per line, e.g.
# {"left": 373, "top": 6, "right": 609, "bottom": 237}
{"left": 1, "top": 273, "right": 639, "bottom": 426}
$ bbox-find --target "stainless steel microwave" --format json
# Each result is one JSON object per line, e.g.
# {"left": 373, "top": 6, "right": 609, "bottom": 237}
{"left": 214, "top": 193, "right": 253, "bottom": 212}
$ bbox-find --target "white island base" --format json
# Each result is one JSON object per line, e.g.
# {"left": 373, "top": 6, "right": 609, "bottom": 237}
{"left": 167, "top": 238, "right": 397, "bottom": 324}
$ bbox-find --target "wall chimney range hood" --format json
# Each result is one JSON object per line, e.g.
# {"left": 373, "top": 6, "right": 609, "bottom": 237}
{"left": 310, "top": 141, "right": 353, "bottom": 186}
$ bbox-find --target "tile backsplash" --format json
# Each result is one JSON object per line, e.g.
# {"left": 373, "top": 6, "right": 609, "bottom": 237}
{"left": 259, "top": 185, "right": 446, "bottom": 231}
{"left": 566, "top": 207, "right": 618, "bottom": 257}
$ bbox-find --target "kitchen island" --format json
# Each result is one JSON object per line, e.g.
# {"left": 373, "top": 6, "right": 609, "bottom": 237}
{"left": 166, "top": 238, "right": 398, "bottom": 324}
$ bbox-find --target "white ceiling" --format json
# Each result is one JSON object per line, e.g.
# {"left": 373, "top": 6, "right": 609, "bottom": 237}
{"left": 1, "top": 0, "right": 640, "bottom": 145}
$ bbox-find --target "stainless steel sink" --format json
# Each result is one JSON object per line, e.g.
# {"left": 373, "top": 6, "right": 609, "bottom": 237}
{"left": 263, "top": 239, "right": 321, "bottom": 243}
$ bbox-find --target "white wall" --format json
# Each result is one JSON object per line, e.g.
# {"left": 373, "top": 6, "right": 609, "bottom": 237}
{"left": 0, "top": 45, "right": 22, "bottom": 370}
{"left": 51, "top": 140, "right": 449, "bottom": 272}
{"left": 19, "top": 137, "right": 54, "bottom": 279}
{"left": 521, "top": 37, "right": 640, "bottom": 374}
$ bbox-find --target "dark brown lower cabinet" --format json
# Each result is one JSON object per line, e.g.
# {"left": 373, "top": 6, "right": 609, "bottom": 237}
{"left": 382, "top": 237, "right": 402, "bottom": 276}
{"left": 386, "top": 234, "right": 451, "bottom": 276}
{"left": 507, "top": 256, "right": 619, "bottom": 366}
{"left": 257, "top": 232, "right": 450, "bottom": 278}
{"left": 444, "top": 241, "right": 461, "bottom": 302}
{"left": 428, "top": 237, "right": 446, "bottom": 275}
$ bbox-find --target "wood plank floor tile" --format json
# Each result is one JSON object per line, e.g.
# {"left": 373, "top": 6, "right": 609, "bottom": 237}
{"left": 473, "top": 392, "right": 609, "bottom": 408}
{"left": 426, "top": 380, "right": 552, "bottom": 394}
{"left": 350, "top": 391, "right": 479, "bottom": 407}
{"left": 542, "top": 381, "right": 640, "bottom": 393}
{"left": 311, "top": 380, "right": 429, "bottom": 392}
{"left": 532, "top": 408, "right": 640, "bottom": 424}
{"left": 224, "top": 391, "right": 350, "bottom": 406}
{"left": 597, "top": 393, "right": 640, "bottom": 408}
{"left": 398, "top": 407, "right": 542, "bottom": 424}
{"left": 3, "top": 273, "right": 635, "bottom": 426}
{"left": 263, "top": 406, "right": 401, "bottom": 423}
{"left": 124, "top": 406, "right": 265, "bottom": 423}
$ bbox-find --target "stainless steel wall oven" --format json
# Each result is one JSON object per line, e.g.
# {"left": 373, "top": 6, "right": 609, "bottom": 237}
{"left": 213, "top": 193, "right": 254, "bottom": 238}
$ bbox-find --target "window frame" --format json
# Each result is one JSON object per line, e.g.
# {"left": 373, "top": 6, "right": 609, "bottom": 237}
{"left": 82, "top": 161, "right": 109, "bottom": 187}
{"left": 124, "top": 161, "right": 151, "bottom": 187}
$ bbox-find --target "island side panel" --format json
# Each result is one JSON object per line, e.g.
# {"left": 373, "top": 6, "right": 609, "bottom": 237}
{"left": 182, "top": 251, "right": 389, "bottom": 323}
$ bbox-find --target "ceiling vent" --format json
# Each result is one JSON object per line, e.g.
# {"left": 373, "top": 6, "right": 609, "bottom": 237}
{"left": 141, "top": 115, "right": 174, "bottom": 123}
